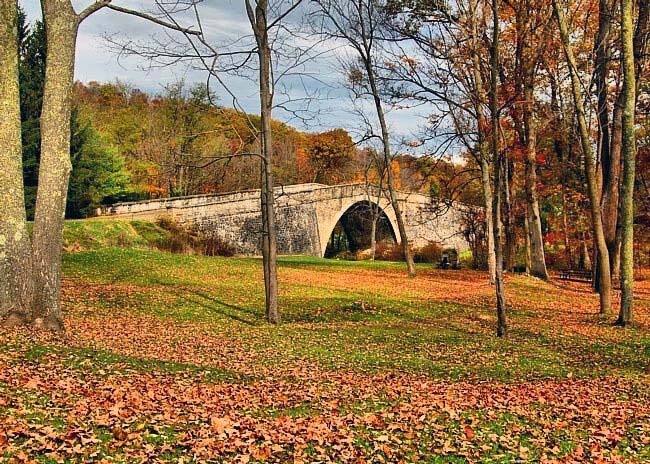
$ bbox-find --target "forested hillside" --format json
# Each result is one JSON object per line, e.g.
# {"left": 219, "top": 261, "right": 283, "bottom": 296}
{"left": 74, "top": 81, "right": 469, "bottom": 205}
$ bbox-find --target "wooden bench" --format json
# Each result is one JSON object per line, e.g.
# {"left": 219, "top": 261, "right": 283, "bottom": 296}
{"left": 559, "top": 269, "right": 593, "bottom": 282}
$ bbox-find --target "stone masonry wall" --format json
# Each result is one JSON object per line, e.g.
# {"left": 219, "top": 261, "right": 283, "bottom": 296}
{"left": 96, "top": 183, "right": 472, "bottom": 256}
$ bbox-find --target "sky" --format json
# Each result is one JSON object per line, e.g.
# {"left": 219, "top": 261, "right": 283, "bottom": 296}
{"left": 20, "top": 1, "right": 430, "bottom": 143}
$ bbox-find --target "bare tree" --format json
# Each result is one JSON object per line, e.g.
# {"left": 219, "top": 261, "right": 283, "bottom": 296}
{"left": 490, "top": 0, "right": 507, "bottom": 337}
{"left": 313, "top": 0, "right": 417, "bottom": 277}
{"left": 553, "top": 0, "right": 612, "bottom": 315}
{"left": 110, "top": 0, "right": 321, "bottom": 324}
{"left": 246, "top": 0, "right": 281, "bottom": 324}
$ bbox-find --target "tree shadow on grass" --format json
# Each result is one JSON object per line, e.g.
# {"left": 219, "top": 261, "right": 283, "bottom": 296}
{"left": 183, "top": 290, "right": 262, "bottom": 326}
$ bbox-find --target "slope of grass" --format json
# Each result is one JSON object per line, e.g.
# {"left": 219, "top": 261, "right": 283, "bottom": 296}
{"left": 58, "top": 246, "right": 650, "bottom": 382}
{"left": 1, "top": 221, "right": 649, "bottom": 462}
{"left": 62, "top": 219, "right": 169, "bottom": 251}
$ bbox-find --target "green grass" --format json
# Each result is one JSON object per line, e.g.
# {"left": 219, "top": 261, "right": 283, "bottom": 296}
{"left": 17, "top": 343, "right": 244, "bottom": 383}
{"left": 57, "top": 244, "right": 650, "bottom": 382}
{"left": 62, "top": 219, "right": 169, "bottom": 251}
{"left": 2, "top": 219, "right": 650, "bottom": 462}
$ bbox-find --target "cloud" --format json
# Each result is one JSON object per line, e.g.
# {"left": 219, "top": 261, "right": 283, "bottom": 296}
{"left": 21, "top": 0, "right": 433, "bottom": 141}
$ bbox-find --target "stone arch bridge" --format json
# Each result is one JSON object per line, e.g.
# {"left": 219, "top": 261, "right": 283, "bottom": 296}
{"left": 97, "top": 183, "right": 472, "bottom": 257}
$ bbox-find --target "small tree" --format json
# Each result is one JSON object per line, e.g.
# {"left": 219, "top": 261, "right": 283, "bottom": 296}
{"left": 305, "top": 128, "right": 357, "bottom": 184}
{"left": 314, "top": 0, "right": 417, "bottom": 277}
{"left": 490, "top": 0, "right": 507, "bottom": 337}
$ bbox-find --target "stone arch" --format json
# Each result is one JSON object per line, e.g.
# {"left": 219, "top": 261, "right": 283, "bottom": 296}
{"left": 319, "top": 199, "right": 399, "bottom": 258}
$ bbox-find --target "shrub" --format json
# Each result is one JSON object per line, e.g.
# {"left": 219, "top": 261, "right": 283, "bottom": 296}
{"left": 331, "top": 250, "right": 358, "bottom": 261}
{"left": 459, "top": 250, "right": 475, "bottom": 269}
{"left": 156, "top": 215, "right": 195, "bottom": 254}
{"left": 544, "top": 247, "right": 569, "bottom": 270}
{"left": 375, "top": 241, "right": 404, "bottom": 262}
{"left": 155, "top": 215, "right": 237, "bottom": 257}
{"left": 198, "top": 235, "right": 237, "bottom": 257}
{"left": 340, "top": 300, "right": 378, "bottom": 313}
{"left": 375, "top": 241, "right": 444, "bottom": 264}
{"left": 413, "top": 242, "right": 443, "bottom": 264}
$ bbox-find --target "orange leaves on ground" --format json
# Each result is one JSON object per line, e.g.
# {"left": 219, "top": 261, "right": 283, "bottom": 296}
{"left": 2, "top": 265, "right": 650, "bottom": 461}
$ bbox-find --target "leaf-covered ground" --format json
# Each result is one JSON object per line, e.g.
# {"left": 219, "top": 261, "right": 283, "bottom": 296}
{"left": 2, "top": 247, "right": 650, "bottom": 462}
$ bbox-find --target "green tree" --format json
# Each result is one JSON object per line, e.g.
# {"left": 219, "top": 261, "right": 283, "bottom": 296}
{"left": 18, "top": 15, "right": 45, "bottom": 219}
{"left": 66, "top": 109, "right": 131, "bottom": 219}
{"left": 18, "top": 15, "right": 131, "bottom": 220}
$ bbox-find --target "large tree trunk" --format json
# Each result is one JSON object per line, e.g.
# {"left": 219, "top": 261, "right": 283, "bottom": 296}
{"left": 616, "top": 0, "right": 636, "bottom": 326}
{"left": 603, "top": 99, "right": 623, "bottom": 282}
{"left": 30, "top": 0, "right": 79, "bottom": 331}
{"left": 0, "top": 0, "right": 33, "bottom": 324}
{"left": 490, "top": 0, "right": 507, "bottom": 337}
{"left": 594, "top": 0, "right": 620, "bottom": 283}
{"left": 555, "top": 0, "right": 612, "bottom": 314}
{"left": 523, "top": 103, "right": 549, "bottom": 280}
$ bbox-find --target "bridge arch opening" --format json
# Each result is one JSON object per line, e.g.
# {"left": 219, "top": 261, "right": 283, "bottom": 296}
{"left": 324, "top": 200, "right": 397, "bottom": 258}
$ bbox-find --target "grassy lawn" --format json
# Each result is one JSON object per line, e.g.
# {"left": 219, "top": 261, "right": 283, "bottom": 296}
{"left": 1, "top": 221, "right": 650, "bottom": 462}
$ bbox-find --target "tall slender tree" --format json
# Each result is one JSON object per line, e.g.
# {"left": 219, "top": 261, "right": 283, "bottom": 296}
{"left": 616, "top": 0, "right": 636, "bottom": 326}
{"left": 554, "top": 0, "right": 612, "bottom": 315}
{"left": 490, "top": 0, "right": 507, "bottom": 337}
{"left": 315, "top": 0, "right": 417, "bottom": 277}
{"left": 246, "top": 0, "right": 281, "bottom": 324}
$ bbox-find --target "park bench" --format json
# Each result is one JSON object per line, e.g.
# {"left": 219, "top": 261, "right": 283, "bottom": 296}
{"left": 559, "top": 269, "right": 593, "bottom": 282}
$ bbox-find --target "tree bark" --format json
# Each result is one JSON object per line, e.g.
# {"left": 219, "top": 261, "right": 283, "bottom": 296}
{"left": 523, "top": 107, "right": 549, "bottom": 280}
{"left": 248, "top": 0, "right": 279, "bottom": 324}
{"left": 490, "top": 0, "right": 507, "bottom": 337}
{"left": 554, "top": 0, "right": 612, "bottom": 314}
{"left": 30, "top": 0, "right": 80, "bottom": 331}
{"left": 504, "top": 159, "right": 517, "bottom": 272}
{"left": 594, "top": 0, "right": 620, "bottom": 283}
{"left": 616, "top": 0, "right": 636, "bottom": 326}
{"left": 0, "top": 0, "right": 33, "bottom": 324}
{"left": 604, "top": 98, "right": 623, "bottom": 281}
{"left": 365, "top": 65, "right": 416, "bottom": 277}
{"left": 370, "top": 214, "right": 377, "bottom": 260}
{"left": 561, "top": 187, "right": 572, "bottom": 267}
{"left": 480, "top": 156, "right": 497, "bottom": 284}
{"left": 524, "top": 214, "right": 532, "bottom": 274}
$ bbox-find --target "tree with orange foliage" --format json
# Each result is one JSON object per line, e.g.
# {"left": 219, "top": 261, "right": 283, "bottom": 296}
{"left": 305, "top": 129, "right": 357, "bottom": 184}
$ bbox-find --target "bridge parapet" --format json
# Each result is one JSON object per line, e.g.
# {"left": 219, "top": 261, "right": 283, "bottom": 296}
{"left": 96, "top": 183, "right": 472, "bottom": 257}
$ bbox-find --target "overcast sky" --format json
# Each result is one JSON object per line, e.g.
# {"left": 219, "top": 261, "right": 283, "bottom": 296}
{"left": 20, "top": 1, "right": 429, "bottom": 144}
